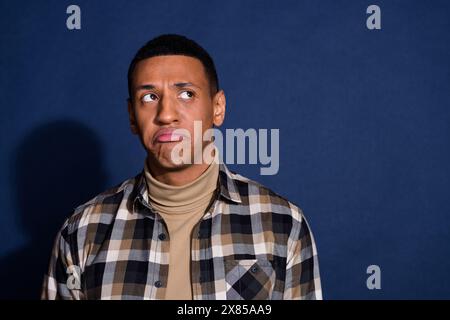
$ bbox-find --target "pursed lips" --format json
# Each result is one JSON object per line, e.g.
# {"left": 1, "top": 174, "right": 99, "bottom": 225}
{"left": 153, "top": 128, "right": 187, "bottom": 144}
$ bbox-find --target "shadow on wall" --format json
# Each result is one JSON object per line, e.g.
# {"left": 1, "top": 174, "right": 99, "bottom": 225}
{"left": 0, "top": 120, "right": 108, "bottom": 299}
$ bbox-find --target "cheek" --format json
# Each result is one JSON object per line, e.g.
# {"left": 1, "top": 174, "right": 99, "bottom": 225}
{"left": 135, "top": 111, "right": 157, "bottom": 146}
{"left": 186, "top": 102, "right": 214, "bottom": 125}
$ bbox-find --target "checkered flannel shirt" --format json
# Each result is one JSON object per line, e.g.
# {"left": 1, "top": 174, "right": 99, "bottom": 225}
{"left": 41, "top": 163, "right": 322, "bottom": 300}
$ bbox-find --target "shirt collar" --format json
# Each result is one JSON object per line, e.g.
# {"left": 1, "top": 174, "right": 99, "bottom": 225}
{"left": 217, "top": 163, "right": 242, "bottom": 204}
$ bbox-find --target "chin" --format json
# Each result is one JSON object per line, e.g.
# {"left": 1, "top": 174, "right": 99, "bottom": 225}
{"left": 153, "top": 154, "right": 191, "bottom": 171}
{"left": 159, "top": 161, "right": 192, "bottom": 173}
{"left": 147, "top": 142, "right": 197, "bottom": 170}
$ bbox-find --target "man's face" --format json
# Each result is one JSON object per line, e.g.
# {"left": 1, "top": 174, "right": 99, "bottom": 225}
{"left": 128, "top": 55, "right": 225, "bottom": 171}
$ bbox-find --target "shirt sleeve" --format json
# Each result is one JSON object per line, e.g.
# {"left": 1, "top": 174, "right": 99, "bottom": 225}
{"left": 283, "top": 212, "right": 322, "bottom": 300}
{"left": 41, "top": 221, "right": 82, "bottom": 300}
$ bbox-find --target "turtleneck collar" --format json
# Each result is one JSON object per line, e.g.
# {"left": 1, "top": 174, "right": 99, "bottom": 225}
{"left": 144, "top": 151, "right": 220, "bottom": 214}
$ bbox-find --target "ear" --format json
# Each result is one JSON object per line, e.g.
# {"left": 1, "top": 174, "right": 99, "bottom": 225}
{"left": 212, "top": 90, "right": 226, "bottom": 127}
{"left": 127, "top": 99, "right": 138, "bottom": 135}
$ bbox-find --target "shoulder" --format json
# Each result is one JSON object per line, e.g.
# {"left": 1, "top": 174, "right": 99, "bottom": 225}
{"left": 60, "top": 174, "right": 140, "bottom": 239}
{"left": 226, "top": 169, "right": 305, "bottom": 225}
{"left": 225, "top": 169, "right": 318, "bottom": 249}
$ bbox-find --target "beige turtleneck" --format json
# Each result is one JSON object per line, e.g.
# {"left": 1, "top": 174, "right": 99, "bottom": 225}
{"left": 144, "top": 157, "right": 219, "bottom": 300}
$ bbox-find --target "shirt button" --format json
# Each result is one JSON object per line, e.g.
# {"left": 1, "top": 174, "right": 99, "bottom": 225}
{"left": 154, "top": 280, "right": 162, "bottom": 288}
{"left": 158, "top": 233, "right": 166, "bottom": 241}
{"left": 251, "top": 266, "right": 258, "bottom": 273}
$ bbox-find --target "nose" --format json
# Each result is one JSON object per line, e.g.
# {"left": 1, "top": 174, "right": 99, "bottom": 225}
{"left": 155, "top": 94, "right": 179, "bottom": 125}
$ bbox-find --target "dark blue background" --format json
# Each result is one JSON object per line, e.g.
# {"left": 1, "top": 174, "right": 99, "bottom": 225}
{"left": 1, "top": 0, "right": 449, "bottom": 299}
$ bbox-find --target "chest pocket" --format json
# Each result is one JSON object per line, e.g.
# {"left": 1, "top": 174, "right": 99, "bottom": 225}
{"left": 224, "top": 259, "right": 275, "bottom": 300}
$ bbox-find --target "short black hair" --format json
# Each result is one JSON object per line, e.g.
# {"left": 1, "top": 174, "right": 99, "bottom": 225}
{"left": 127, "top": 34, "right": 219, "bottom": 100}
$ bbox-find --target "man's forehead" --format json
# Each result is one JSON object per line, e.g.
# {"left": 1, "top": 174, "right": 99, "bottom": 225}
{"left": 133, "top": 55, "right": 210, "bottom": 91}
{"left": 133, "top": 55, "right": 208, "bottom": 86}
{"left": 136, "top": 55, "right": 204, "bottom": 74}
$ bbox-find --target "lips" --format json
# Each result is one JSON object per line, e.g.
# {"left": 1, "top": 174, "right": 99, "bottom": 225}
{"left": 153, "top": 128, "right": 186, "bottom": 144}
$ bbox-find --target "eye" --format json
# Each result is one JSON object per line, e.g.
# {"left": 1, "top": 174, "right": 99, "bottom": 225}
{"left": 179, "top": 90, "right": 194, "bottom": 100}
{"left": 142, "top": 93, "right": 158, "bottom": 103}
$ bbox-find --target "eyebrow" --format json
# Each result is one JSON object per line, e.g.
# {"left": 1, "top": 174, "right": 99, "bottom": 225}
{"left": 135, "top": 82, "right": 201, "bottom": 91}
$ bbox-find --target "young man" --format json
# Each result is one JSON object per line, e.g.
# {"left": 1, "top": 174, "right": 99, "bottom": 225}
{"left": 41, "top": 34, "right": 322, "bottom": 300}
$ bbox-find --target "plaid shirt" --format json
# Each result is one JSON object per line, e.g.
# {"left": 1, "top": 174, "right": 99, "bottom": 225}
{"left": 41, "top": 163, "right": 322, "bottom": 300}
